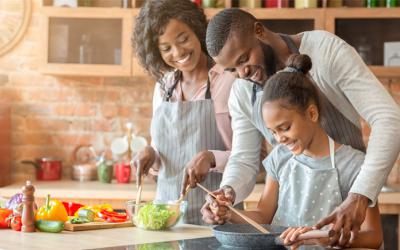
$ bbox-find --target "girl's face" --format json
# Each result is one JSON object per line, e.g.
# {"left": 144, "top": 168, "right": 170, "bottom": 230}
{"left": 158, "top": 19, "right": 203, "bottom": 73}
{"left": 262, "top": 100, "right": 319, "bottom": 155}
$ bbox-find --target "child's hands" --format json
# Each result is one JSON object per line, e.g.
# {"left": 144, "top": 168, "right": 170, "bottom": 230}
{"left": 279, "top": 227, "right": 331, "bottom": 250}
{"left": 210, "top": 194, "right": 232, "bottom": 224}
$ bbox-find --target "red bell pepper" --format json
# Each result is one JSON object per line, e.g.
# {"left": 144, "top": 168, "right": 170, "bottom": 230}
{"left": 98, "top": 209, "right": 127, "bottom": 223}
{"left": 62, "top": 201, "right": 84, "bottom": 216}
{"left": 0, "top": 208, "right": 12, "bottom": 229}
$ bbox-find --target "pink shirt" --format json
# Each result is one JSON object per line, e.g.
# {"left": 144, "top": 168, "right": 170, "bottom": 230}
{"left": 152, "top": 64, "right": 235, "bottom": 172}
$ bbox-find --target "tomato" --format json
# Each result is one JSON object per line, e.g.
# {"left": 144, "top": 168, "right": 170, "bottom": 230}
{"left": 10, "top": 216, "right": 22, "bottom": 231}
{"left": 0, "top": 208, "right": 12, "bottom": 229}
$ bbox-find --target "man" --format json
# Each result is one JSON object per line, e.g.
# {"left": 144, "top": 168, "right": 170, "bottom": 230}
{"left": 200, "top": 8, "right": 400, "bottom": 247}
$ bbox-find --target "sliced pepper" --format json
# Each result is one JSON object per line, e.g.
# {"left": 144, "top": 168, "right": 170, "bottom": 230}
{"left": 62, "top": 201, "right": 84, "bottom": 216}
{"left": 35, "top": 194, "right": 68, "bottom": 222}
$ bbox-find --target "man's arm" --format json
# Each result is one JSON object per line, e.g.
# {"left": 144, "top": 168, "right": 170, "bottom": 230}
{"left": 328, "top": 39, "right": 400, "bottom": 204}
{"left": 220, "top": 80, "right": 264, "bottom": 203}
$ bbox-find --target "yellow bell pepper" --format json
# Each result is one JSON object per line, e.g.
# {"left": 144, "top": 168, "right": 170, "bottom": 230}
{"left": 35, "top": 194, "right": 68, "bottom": 222}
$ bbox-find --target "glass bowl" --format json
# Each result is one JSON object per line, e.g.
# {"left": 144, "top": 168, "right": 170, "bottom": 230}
{"left": 126, "top": 200, "right": 187, "bottom": 230}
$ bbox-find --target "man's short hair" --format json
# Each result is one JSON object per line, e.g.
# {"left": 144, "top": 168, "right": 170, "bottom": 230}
{"left": 206, "top": 8, "right": 257, "bottom": 57}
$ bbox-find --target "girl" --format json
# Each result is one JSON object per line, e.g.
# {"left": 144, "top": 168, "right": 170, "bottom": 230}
{"left": 209, "top": 54, "right": 382, "bottom": 249}
{"left": 132, "top": 0, "right": 236, "bottom": 225}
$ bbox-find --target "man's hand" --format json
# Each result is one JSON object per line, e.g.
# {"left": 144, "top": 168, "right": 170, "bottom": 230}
{"left": 201, "top": 186, "right": 236, "bottom": 225}
{"left": 180, "top": 151, "right": 215, "bottom": 196}
{"left": 131, "top": 146, "right": 156, "bottom": 188}
{"left": 314, "top": 193, "right": 369, "bottom": 247}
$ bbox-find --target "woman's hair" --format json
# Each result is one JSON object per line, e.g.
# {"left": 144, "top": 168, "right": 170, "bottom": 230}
{"left": 132, "top": 0, "right": 208, "bottom": 81}
{"left": 261, "top": 54, "right": 320, "bottom": 113}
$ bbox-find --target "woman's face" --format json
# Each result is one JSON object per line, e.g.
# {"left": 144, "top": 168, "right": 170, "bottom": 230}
{"left": 262, "top": 100, "right": 319, "bottom": 155}
{"left": 158, "top": 19, "right": 203, "bottom": 72}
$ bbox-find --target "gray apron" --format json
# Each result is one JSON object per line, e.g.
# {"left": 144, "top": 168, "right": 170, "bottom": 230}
{"left": 251, "top": 34, "right": 366, "bottom": 153}
{"left": 150, "top": 72, "right": 225, "bottom": 225}
{"left": 270, "top": 137, "right": 342, "bottom": 227}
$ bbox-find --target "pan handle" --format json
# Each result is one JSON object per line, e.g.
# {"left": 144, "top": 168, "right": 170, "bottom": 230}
{"left": 275, "top": 229, "right": 334, "bottom": 245}
{"left": 21, "top": 160, "right": 40, "bottom": 169}
{"left": 297, "top": 229, "right": 334, "bottom": 240}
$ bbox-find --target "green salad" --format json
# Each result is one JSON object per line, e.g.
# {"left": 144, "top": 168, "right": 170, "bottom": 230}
{"left": 135, "top": 202, "right": 176, "bottom": 230}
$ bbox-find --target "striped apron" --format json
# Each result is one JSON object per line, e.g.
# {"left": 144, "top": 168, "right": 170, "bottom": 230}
{"left": 150, "top": 74, "right": 225, "bottom": 225}
{"left": 252, "top": 34, "right": 366, "bottom": 153}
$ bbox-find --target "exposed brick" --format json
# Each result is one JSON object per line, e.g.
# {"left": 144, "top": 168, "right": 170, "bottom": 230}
{"left": 118, "top": 105, "right": 134, "bottom": 118}
{"left": 26, "top": 117, "right": 70, "bottom": 131}
{"left": 0, "top": 74, "right": 8, "bottom": 85}
{"left": 101, "top": 104, "right": 118, "bottom": 118}
{"left": 390, "top": 82, "right": 400, "bottom": 95}
{"left": 13, "top": 132, "right": 52, "bottom": 146}
{"left": 13, "top": 103, "right": 52, "bottom": 117}
{"left": 53, "top": 103, "right": 97, "bottom": 117}
{"left": 51, "top": 133, "right": 97, "bottom": 146}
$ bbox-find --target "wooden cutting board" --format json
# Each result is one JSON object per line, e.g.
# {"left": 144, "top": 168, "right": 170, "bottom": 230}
{"left": 64, "top": 220, "right": 133, "bottom": 231}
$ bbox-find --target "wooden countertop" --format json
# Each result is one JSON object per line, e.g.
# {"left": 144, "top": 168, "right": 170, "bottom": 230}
{"left": 1, "top": 180, "right": 399, "bottom": 207}
{"left": 0, "top": 224, "right": 213, "bottom": 250}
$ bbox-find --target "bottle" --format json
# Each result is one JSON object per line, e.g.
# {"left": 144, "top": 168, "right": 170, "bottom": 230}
{"left": 386, "top": 0, "right": 398, "bottom": 7}
{"left": 21, "top": 180, "right": 35, "bottom": 232}
{"left": 295, "top": 0, "right": 317, "bottom": 8}
{"left": 356, "top": 37, "right": 373, "bottom": 65}
{"left": 79, "top": 34, "right": 92, "bottom": 64}
{"left": 202, "top": 0, "right": 216, "bottom": 7}
{"left": 365, "top": 0, "right": 378, "bottom": 7}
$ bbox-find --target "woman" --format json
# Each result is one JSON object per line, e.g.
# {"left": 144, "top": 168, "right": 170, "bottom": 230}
{"left": 207, "top": 54, "right": 382, "bottom": 249}
{"left": 132, "top": 0, "right": 235, "bottom": 225}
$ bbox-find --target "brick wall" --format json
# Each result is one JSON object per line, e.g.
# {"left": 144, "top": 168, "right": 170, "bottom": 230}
{"left": 0, "top": 0, "right": 399, "bottom": 185}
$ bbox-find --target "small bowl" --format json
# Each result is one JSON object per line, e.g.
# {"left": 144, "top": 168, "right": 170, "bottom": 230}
{"left": 126, "top": 200, "right": 187, "bottom": 230}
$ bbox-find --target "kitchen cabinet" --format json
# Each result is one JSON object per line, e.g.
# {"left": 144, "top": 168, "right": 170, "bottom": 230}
{"left": 39, "top": 7, "right": 133, "bottom": 76}
{"left": 39, "top": 4, "right": 400, "bottom": 78}
{"left": 325, "top": 8, "right": 400, "bottom": 78}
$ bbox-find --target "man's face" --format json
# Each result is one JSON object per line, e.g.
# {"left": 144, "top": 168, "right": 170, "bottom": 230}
{"left": 213, "top": 31, "right": 277, "bottom": 85}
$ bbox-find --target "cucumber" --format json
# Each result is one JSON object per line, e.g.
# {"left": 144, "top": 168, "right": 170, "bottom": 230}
{"left": 77, "top": 209, "right": 95, "bottom": 222}
{"left": 35, "top": 220, "right": 64, "bottom": 233}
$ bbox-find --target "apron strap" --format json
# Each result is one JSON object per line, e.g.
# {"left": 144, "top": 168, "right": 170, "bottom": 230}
{"left": 165, "top": 71, "right": 212, "bottom": 101}
{"left": 280, "top": 34, "right": 300, "bottom": 54}
{"left": 328, "top": 136, "right": 336, "bottom": 169}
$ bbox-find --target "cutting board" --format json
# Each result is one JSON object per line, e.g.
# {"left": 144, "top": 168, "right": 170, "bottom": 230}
{"left": 64, "top": 220, "right": 133, "bottom": 231}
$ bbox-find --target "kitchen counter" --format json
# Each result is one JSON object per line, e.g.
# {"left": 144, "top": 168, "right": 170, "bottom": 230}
{"left": 0, "top": 224, "right": 213, "bottom": 250}
{"left": 1, "top": 180, "right": 400, "bottom": 209}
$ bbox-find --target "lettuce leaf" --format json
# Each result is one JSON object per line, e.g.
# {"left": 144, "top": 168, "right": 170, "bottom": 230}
{"left": 135, "top": 202, "right": 175, "bottom": 230}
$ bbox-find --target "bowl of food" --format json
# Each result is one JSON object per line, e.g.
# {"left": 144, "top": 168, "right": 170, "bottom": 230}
{"left": 126, "top": 200, "right": 187, "bottom": 230}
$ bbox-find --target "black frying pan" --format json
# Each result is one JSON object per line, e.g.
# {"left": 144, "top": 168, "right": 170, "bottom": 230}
{"left": 212, "top": 224, "right": 287, "bottom": 249}
{"left": 213, "top": 224, "right": 333, "bottom": 249}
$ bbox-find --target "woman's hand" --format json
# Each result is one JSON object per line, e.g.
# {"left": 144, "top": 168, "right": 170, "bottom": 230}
{"left": 279, "top": 227, "right": 331, "bottom": 250}
{"left": 132, "top": 146, "right": 156, "bottom": 187}
{"left": 180, "top": 150, "right": 215, "bottom": 195}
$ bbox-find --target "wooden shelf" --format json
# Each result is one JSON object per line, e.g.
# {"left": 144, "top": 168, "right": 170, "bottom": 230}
{"left": 369, "top": 66, "right": 400, "bottom": 78}
{"left": 38, "top": 6, "right": 400, "bottom": 77}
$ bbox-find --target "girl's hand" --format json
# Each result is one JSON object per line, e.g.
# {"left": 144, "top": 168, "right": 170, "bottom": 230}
{"left": 132, "top": 146, "right": 156, "bottom": 188}
{"left": 201, "top": 189, "right": 233, "bottom": 225}
{"left": 280, "top": 227, "right": 331, "bottom": 250}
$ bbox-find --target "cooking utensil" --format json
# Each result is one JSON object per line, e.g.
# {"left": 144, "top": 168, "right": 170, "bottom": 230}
{"left": 197, "top": 183, "right": 269, "bottom": 234}
{"left": 213, "top": 223, "right": 334, "bottom": 249}
{"left": 22, "top": 158, "right": 62, "bottom": 181}
{"left": 135, "top": 177, "right": 143, "bottom": 215}
{"left": 176, "top": 185, "right": 191, "bottom": 204}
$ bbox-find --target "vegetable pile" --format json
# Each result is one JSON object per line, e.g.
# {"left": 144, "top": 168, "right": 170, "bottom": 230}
{"left": 134, "top": 203, "right": 176, "bottom": 230}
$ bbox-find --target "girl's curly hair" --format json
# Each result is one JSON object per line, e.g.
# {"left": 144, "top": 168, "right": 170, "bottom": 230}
{"left": 132, "top": 0, "right": 208, "bottom": 81}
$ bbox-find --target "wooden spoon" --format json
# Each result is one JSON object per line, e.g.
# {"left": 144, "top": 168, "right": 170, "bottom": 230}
{"left": 197, "top": 183, "right": 270, "bottom": 234}
{"left": 176, "top": 185, "right": 191, "bottom": 204}
{"left": 135, "top": 177, "right": 143, "bottom": 215}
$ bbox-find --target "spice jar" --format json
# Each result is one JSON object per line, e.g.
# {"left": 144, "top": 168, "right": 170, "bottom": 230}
{"left": 97, "top": 160, "right": 114, "bottom": 183}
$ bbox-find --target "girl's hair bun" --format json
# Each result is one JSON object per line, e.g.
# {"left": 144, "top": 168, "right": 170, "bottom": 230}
{"left": 286, "top": 54, "right": 312, "bottom": 74}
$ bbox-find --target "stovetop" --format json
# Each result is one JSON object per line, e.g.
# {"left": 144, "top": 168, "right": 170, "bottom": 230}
{"left": 88, "top": 237, "right": 287, "bottom": 250}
